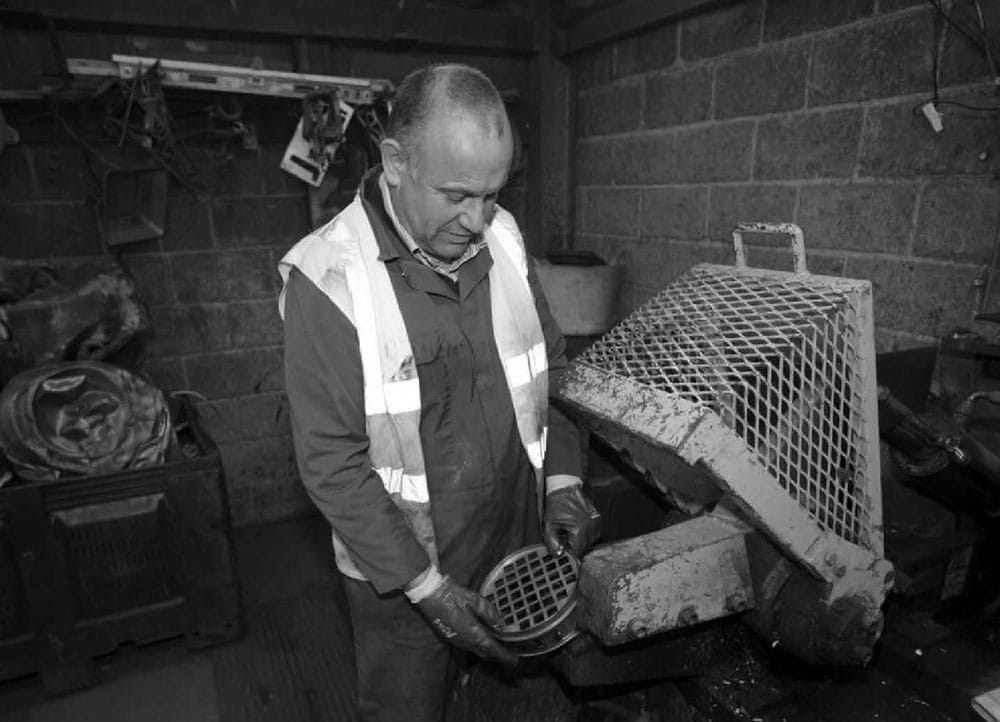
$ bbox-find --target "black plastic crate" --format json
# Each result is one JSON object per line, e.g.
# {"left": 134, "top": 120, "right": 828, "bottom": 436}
{"left": 0, "top": 399, "right": 242, "bottom": 693}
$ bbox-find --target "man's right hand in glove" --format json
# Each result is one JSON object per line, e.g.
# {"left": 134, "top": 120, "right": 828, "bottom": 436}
{"left": 406, "top": 567, "right": 518, "bottom": 667}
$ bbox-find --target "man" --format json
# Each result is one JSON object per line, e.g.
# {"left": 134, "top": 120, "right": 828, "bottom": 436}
{"left": 278, "top": 63, "right": 601, "bottom": 722}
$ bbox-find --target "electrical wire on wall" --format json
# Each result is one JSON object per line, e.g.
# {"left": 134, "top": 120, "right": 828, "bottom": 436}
{"left": 916, "top": 0, "right": 1000, "bottom": 118}
{"left": 972, "top": 0, "right": 999, "bottom": 83}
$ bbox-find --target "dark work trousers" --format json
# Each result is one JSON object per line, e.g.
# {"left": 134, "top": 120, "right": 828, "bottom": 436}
{"left": 343, "top": 576, "right": 460, "bottom": 722}
{"left": 340, "top": 455, "right": 541, "bottom": 721}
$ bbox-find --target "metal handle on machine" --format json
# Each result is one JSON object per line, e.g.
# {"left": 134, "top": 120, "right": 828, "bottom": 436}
{"left": 732, "top": 222, "right": 808, "bottom": 274}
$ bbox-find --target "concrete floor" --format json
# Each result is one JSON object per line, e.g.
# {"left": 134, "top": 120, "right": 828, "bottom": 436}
{"left": 0, "top": 516, "right": 341, "bottom": 722}
{"left": 0, "top": 515, "right": 581, "bottom": 722}
{"left": 0, "top": 514, "right": 984, "bottom": 721}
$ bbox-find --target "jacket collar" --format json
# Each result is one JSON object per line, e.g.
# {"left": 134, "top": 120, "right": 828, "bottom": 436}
{"left": 359, "top": 166, "right": 404, "bottom": 263}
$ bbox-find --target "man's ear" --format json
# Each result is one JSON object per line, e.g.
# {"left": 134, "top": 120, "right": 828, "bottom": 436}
{"left": 380, "top": 138, "right": 406, "bottom": 187}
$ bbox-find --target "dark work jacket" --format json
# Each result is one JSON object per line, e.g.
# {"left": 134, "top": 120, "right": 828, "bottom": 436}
{"left": 282, "top": 169, "right": 582, "bottom": 594}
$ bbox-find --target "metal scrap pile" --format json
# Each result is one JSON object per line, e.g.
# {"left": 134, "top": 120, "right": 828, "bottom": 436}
{"left": 0, "top": 361, "right": 171, "bottom": 483}
{"left": 0, "top": 259, "right": 170, "bottom": 485}
{"left": 0, "top": 259, "right": 147, "bottom": 381}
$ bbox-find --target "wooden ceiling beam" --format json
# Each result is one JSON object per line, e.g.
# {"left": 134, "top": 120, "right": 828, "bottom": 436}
{"left": 0, "top": 0, "right": 537, "bottom": 55}
{"left": 559, "top": 0, "right": 741, "bottom": 55}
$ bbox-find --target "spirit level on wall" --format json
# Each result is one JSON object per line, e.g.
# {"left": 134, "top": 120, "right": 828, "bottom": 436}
{"left": 66, "top": 55, "right": 393, "bottom": 105}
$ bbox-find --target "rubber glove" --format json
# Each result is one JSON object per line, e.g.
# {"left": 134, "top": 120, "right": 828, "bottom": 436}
{"left": 415, "top": 574, "right": 518, "bottom": 667}
{"left": 543, "top": 484, "right": 602, "bottom": 558}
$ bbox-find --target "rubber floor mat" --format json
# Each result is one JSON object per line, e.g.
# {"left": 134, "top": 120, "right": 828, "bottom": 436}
{"left": 210, "top": 591, "right": 358, "bottom": 722}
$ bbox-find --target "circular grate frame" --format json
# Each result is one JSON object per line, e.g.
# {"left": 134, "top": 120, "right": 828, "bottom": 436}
{"left": 480, "top": 544, "right": 578, "bottom": 644}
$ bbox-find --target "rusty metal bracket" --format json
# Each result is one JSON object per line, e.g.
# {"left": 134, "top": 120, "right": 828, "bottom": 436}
{"left": 732, "top": 221, "right": 807, "bottom": 273}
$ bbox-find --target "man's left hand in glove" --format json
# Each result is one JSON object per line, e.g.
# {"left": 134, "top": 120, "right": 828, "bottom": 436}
{"left": 543, "top": 484, "right": 602, "bottom": 558}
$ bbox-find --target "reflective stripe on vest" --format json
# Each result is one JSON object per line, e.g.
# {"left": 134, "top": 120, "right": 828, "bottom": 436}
{"left": 487, "top": 208, "right": 549, "bottom": 485}
{"left": 366, "top": 378, "right": 421, "bottom": 416}
{"left": 504, "top": 342, "right": 548, "bottom": 388}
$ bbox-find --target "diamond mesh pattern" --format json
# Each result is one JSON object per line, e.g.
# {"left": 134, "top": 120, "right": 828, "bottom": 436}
{"left": 578, "top": 266, "right": 874, "bottom": 548}
{"left": 483, "top": 545, "right": 578, "bottom": 636}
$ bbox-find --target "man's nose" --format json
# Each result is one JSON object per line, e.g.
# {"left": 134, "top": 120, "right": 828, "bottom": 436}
{"left": 459, "top": 197, "right": 488, "bottom": 234}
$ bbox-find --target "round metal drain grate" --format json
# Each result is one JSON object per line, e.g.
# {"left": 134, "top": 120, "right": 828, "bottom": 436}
{"left": 480, "top": 544, "right": 580, "bottom": 657}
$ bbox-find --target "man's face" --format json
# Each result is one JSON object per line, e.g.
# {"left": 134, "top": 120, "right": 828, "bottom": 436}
{"left": 384, "top": 110, "right": 513, "bottom": 261}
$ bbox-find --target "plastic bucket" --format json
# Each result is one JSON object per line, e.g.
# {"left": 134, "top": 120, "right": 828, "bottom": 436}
{"left": 534, "top": 259, "right": 625, "bottom": 336}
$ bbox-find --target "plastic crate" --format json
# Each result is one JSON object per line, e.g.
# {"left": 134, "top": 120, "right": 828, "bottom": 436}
{"left": 0, "top": 400, "right": 242, "bottom": 693}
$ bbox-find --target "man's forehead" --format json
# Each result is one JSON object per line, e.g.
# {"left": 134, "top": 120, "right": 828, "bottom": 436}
{"left": 411, "top": 109, "right": 511, "bottom": 179}
{"left": 417, "top": 105, "right": 506, "bottom": 146}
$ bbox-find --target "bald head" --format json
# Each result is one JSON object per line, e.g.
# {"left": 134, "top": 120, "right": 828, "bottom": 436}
{"left": 386, "top": 63, "right": 509, "bottom": 166}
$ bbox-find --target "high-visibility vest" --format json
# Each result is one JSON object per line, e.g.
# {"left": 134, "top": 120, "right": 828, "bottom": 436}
{"left": 278, "top": 196, "right": 548, "bottom": 581}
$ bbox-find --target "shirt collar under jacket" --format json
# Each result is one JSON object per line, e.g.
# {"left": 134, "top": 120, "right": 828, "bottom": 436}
{"left": 378, "top": 172, "right": 487, "bottom": 282}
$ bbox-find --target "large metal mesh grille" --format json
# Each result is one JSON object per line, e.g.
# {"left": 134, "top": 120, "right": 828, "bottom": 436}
{"left": 577, "top": 266, "right": 875, "bottom": 548}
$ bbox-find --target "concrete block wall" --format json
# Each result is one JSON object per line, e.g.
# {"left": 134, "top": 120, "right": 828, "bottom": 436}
{"left": 0, "top": 122, "right": 314, "bottom": 526}
{"left": 0, "top": 25, "right": 529, "bottom": 526}
{"left": 572, "top": 0, "right": 1000, "bottom": 351}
